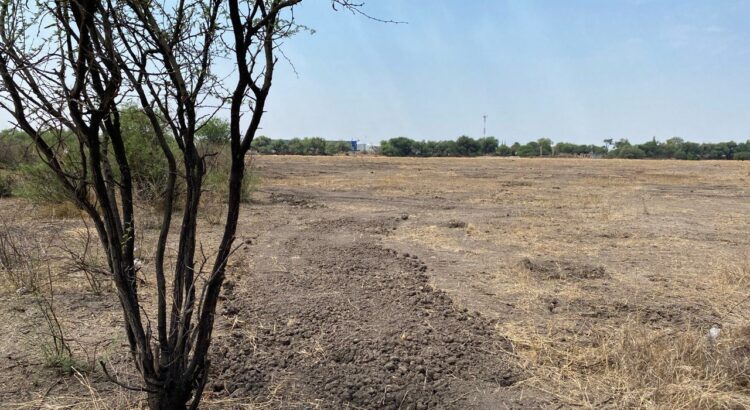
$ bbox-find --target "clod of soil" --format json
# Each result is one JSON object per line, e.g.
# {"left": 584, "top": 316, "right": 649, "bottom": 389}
{"left": 269, "top": 192, "right": 321, "bottom": 208}
{"left": 447, "top": 220, "right": 467, "bottom": 228}
{"left": 521, "top": 257, "right": 606, "bottom": 280}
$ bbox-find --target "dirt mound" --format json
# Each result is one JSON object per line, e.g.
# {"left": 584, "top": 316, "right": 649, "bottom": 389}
{"left": 210, "top": 235, "right": 518, "bottom": 408}
{"left": 308, "top": 215, "right": 401, "bottom": 235}
{"left": 446, "top": 220, "right": 467, "bottom": 229}
{"left": 521, "top": 257, "right": 606, "bottom": 280}
{"left": 269, "top": 192, "right": 321, "bottom": 208}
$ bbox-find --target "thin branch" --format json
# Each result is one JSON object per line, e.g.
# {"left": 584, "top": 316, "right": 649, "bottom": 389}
{"left": 99, "top": 361, "right": 158, "bottom": 393}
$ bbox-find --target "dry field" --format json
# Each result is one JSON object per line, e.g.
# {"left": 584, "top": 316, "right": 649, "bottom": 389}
{"left": 1, "top": 155, "right": 750, "bottom": 409}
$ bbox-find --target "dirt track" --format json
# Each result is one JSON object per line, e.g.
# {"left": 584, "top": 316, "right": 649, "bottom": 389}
{"left": 210, "top": 202, "right": 521, "bottom": 408}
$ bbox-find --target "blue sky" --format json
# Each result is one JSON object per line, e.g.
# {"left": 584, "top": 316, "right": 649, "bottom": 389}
{"left": 2, "top": 1, "right": 748, "bottom": 146}
{"left": 258, "top": 0, "right": 750, "bottom": 145}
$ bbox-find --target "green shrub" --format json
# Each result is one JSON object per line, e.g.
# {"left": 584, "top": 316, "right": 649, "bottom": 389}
{"left": 36, "top": 293, "right": 78, "bottom": 374}
{"left": 17, "top": 162, "right": 71, "bottom": 204}
{"left": 196, "top": 118, "right": 230, "bottom": 145}
{"left": 517, "top": 142, "right": 541, "bottom": 157}
{"left": 201, "top": 142, "right": 258, "bottom": 204}
{"left": 13, "top": 131, "right": 83, "bottom": 207}
{"left": 0, "top": 172, "right": 13, "bottom": 198}
{"left": 251, "top": 135, "right": 274, "bottom": 153}
{"left": 325, "top": 140, "right": 352, "bottom": 155}
{"left": 456, "top": 135, "right": 481, "bottom": 156}
{"left": 0, "top": 130, "right": 34, "bottom": 169}
{"left": 41, "top": 348, "right": 79, "bottom": 374}
{"left": 287, "top": 138, "right": 304, "bottom": 154}
{"left": 609, "top": 145, "right": 646, "bottom": 159}
{"left": 120, "top": 107, "right": 179, "bottom": 204}
{"left": 477, "top": 137, "right": 499, "bottom": 155}
{"left": 381, "top": 137, "right": 414, "bottom": 156}
{"left": 271, "top": 139, "right": 290, "bottom": 154}
{"left": 303, "top": 137, "right": 327, "bottom": 155}
{"left": 733, "top": 152, "right": 750, "bottom": 161}
{"left": 496, "top": 144, "right": 513, "bottom": 156}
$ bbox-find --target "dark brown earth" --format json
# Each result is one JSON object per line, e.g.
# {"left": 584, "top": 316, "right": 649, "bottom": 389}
{"left": 208, "top": 206, "right": 522, "bottom": 408}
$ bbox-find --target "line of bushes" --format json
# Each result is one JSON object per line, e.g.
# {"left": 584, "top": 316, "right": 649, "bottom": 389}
{"left": 380, "top": 136, "right": 607, "bottom": 158}
{"left": 224, "top": 134, "right": 750, "bottom": 160}
{"left": 378, "top": 136, "right": 750, "bottom": 160}
{"left": 0, "top": 109, "right": 257, "bottom": 207}
{"left": 251, "top": 136, "right": 352, "bottom": 155}
{"left": 605, "top": 137, "right": 750, "bottom": 160}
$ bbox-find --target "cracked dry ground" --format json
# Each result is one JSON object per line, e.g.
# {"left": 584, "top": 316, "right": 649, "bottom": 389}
{"left": 207, "top": 198, "right": 528, "bottom": 409}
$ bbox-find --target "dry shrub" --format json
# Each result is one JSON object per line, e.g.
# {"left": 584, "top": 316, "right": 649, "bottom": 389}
{"left": 500, "top": 318, "right": 750, "bottom": 409}
{"left": 35, "top": 201, "right": 84, "bottom": 219}
{"left": 0, "top": 221, "right": 78, "bottom": 374}
{"left": 0, "top": 171, "right": 14, "bottom": 197}
{"left": 59, "top": 225, "right": 114, "bottom": 294}
{"left": 138, "top": 210, "right": 164, "bottom": 231}
{"left": 13, "top": 162, "right": 84, "bottom": 219}
{"left": 719, "top": 257, "right": 750, "bottom": 289}
{"left": 134, "top": 175, "right": 184, "bottom": 211}
{"left": 202, "top": 142, "right": 259, "bottom": 204}
{"left": 0, "top": 221, "right": 44, "bottom": 291}
{"left": 202, "top": 201, "right": 226, "bottom": 226}
{"left": 36, "top": 278, "right": 76, "bottom": 374}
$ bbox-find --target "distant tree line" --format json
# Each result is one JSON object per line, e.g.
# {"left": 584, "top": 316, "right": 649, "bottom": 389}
{"left": 381, "top": 136, "right": 501, "bottom": 157}
{"left": 251, "top": 136, "right": 352, "bottom": 155}
{"left": 381, "top": 136, "right": 606, "bottom": 157}
{"left": 4, "top": 130, "right": 750, "bottom": 161}
{"left": 380, "top": 136, "right": 750, "bottom": 160}
{"left": 604, "top": 137, "right": 750, "bottom": 160}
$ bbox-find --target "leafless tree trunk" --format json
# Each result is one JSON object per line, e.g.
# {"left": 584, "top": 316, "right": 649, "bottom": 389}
{"left": 0, "top": 0, "right": 368, "bottom": 408}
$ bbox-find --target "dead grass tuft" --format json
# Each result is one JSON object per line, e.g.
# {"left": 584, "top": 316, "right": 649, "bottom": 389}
{"left": 501, "top": 316, "right": 750, "bottom": 409}
{"left": 0, "top": 221, "right": 46, "bottom": 291}
{"left": 35, "top": 201, "right": 84, "bottom": 219}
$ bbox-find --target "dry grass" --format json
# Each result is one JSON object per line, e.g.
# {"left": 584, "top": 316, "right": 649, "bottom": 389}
{"left": 500, "top": 319, "right": 750, "bottom": 409}
{"left": 36, "top": 202, "right": 86, "bottom": 219}
{"left": 486, "top": 240, "right": 750, "bottom": 408}
{"left": 0, "top": 220, "right": 46, "bottom": 291}
{"left": 259, "top": 155, "right": 750, "bottom": 408}
{"left": 2, "top": 375, "right": 142, "bottom": 410}
{"left": 201, "top": 201, "right": 227, "bottom": 226}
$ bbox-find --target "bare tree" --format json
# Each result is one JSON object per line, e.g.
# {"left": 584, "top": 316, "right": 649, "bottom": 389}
{"left": 0, "top": 0, "right": 370, "bottom": 408}
{"left": 0, "top": 0, "right": 163, "bottom": 404}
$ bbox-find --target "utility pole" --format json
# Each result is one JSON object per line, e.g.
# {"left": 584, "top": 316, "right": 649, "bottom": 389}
{"left": 482, "top": 114, "right": 487, "bottom": 137}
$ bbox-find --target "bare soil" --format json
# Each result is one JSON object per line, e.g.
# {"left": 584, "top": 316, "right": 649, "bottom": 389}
{"left": 210, "top": 211, "right": 519, "bottom": 408}
{"left": 2, "top": 155, "right": 750, "bottom": 408}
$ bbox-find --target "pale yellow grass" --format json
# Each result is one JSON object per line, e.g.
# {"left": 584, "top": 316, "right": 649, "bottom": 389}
{"left": 496, "top": 255, "right": 750, "bottom": 409}
{"left": 334, "top": 156, "right": 750, "bottom": 408}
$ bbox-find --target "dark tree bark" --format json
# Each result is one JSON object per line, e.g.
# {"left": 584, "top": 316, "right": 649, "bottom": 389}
{"left": 0, "top": 0, "right": 369, "bottom": 408}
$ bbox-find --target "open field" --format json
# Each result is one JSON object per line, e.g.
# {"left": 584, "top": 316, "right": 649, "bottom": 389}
{"left": 1, "top": 155, "right": 750, "bottom": 409}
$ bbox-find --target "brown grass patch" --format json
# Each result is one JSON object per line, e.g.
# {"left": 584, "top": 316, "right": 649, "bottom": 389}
{"left": 500, "top": 319, "right": 750, "bottom": 409}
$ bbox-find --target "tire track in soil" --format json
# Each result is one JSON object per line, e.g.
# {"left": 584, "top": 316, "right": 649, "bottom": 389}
{"left": 209, "top": 206, "right": 521, "bottom": 409}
